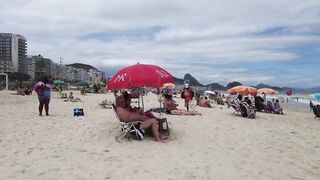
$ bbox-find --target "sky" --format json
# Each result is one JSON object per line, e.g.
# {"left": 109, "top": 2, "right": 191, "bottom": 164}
{"left": 1, "top": 0, "right": 319, "bottom": 87}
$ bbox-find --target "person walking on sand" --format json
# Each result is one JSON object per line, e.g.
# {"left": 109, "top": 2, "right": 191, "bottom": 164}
{"left": 181, "top": 83, "right": 194, "bottom": 111}
{"left": 35, "top": 76, "right": 51, "bottom": 116}
{"left": 309, "top": 100, "right": 314, "bottom": 112}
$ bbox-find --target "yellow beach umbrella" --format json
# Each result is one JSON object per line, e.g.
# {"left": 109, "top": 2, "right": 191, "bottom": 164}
{"left": 162, "top": 83, "right": 175, "bottom": 89}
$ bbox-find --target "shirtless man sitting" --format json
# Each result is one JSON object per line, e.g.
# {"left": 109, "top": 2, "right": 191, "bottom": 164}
{"left": 116, "top": 95, "right": 166, "bottom": 142}
{"left": 198, "top": 97, "right": 212, "bottom": 108}
{"left": 65, "top": 92, "right": 81, "bottom": 102}
{"left": 122, "top": 91, "right": 156, "bottom": 118}
{"left": 163, "top": 94, "right": 201, "bottom": 115}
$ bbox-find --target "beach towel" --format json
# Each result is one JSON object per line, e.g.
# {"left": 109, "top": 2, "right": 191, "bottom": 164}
{"left": 35, "top": 81, "right": 51, "bottom": 99}
{"left": 149, "top": 108, "right": 167, "bottom": 113}
{"left": 132, "top": 126, "right": 145, "bottom": 140}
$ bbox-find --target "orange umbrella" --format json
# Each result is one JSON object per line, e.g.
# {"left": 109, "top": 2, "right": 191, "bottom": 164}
{"left": 257, "top": 88, "right": 278, "bottom": 95}
{"left": 227, "top": 85, "right": 257, "bottom": 96}
{"left": 162, "top": 83, "right": 175, "bottom": 89}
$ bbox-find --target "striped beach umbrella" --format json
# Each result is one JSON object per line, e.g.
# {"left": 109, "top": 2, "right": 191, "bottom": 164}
{"left": 227, "top": 85, "right": 257, "bottom": 96}
{"left": 257, "top": 88, "right": 278, "bottom": 95}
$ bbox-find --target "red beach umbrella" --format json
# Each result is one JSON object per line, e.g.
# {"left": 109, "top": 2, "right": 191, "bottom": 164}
{"left": 107, "top": 63, "right": 174, "bottom": 90}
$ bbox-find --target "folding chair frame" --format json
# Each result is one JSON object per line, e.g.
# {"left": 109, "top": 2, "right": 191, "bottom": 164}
{"left": 111, "top": 104, "right": 143, "bottom": 142}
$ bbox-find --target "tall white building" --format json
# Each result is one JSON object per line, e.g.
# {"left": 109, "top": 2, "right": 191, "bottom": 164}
{"left": 0, "top": 33, "right": 27, "bottom": 74}
{"left": 88, "top": 69, "right": 105, "bottom": 84}
{"left": 27, "top": 56, "right": 35, "bottom": 80}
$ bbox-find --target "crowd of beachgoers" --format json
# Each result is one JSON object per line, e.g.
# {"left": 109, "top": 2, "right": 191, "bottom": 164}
{"left": 7, "top": 76, "right": 320, "bottom": 143}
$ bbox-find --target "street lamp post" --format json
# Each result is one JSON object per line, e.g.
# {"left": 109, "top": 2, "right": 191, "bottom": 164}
{"left": 60, "top": 57, "right": 63, "bottom": 81}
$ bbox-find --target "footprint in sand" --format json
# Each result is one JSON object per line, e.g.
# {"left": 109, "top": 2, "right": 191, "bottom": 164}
{"left": 27, "top": 149, "right": 33, "bottom": 155}
{"left": 312, "top": 166, "right": 320, "bottom": 170}
{"left": 78, "top": 149, "right": 87, "bottom": 152}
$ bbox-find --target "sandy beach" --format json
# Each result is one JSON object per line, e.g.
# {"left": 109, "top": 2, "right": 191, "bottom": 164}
{"left": 0, "top": 91, "right": 320, "bottom": 180}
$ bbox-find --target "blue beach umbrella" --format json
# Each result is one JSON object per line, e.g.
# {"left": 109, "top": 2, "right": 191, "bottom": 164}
{"left": 314, "top": 93, "right": 320, "bottom": 101}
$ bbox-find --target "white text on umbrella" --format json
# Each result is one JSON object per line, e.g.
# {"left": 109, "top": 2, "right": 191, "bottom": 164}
{"left": 114, "top": 73, "right": 127, "bottom": 82}
{"left": 156, "top": 70, "right": 169, "bottom": 78}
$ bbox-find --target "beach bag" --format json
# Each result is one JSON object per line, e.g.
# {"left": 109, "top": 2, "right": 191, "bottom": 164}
{"left": 73, "top": 108, "right": 84, "bottom": 116}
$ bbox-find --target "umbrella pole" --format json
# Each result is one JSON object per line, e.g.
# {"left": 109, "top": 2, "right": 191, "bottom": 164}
{"left": 141, "top": 93, "right": 144, "bottom": 112}
{"left": 159, "top": 93, "right": 163, "bottom": 116}
{"left": 159, "top": 94, "right": 162, "bottom": 109}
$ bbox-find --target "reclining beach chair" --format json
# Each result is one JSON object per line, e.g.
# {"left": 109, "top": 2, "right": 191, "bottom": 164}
{"left": 240, "top": 102, "right": 256, "bottom": 118}
{"left": 311, "top": 105, "right": 320, "bottom": 119}
{"left": 99, "top": 100, "right": 112, "bottom": 109}
{"left": 228, "top": 101, "right": 241, "bottom": 115}
{"left": 111, "top": 104, "right": 145, "bottom": 142}
{"left": 254, "top": 99, "right": 267, "bottom": 112}
{"left": 267, "top": 101, "right": 278, "bottom": 114}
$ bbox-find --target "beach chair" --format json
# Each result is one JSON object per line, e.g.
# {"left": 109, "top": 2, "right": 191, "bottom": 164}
{"left": 229, "top": 102, "right": 241, "bottom": 115}
{"left": 111, "top": 104, "right": 145, "bottom": 142}
{"left": 311, "top": 105, "right": 320, "bottom": 119}
{"left": 240, "top": 102, "right": 256, "bottom": 118}
{"left": 267, "top": 101, "right": 278, "bottom": 114}
{"left": 254, "top": 99, "right": 265, "bottom": 112}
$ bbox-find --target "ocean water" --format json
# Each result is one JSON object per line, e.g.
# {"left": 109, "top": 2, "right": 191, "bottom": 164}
{"left": 265, "top": 94, "right": 320, "bottom": 113}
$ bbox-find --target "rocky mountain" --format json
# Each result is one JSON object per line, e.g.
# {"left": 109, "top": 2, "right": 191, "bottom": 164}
{"left": 184, "top": 74, "right": 205, "bottom": 87}
{"left": 173, "top": 74, "right": 204, "bottom": 87}
{"left": 173, "top": 77, "right": 185, "bottom": 85}
{"left": 206, "top": 83, "right": 226, "bottom": 90}
{"left": 226, "top": 81, "right": 242, "bottom": 89}
{"left": 255, "top": 83, "right": 282, "bottom": 90}
{"left": 67, "top": 63, "right": 99, "bottom": 72}
{"left": 172, "top": 74, "right": 319, "bottom": 93}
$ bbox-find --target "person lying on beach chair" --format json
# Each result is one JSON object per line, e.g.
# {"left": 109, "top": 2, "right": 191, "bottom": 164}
{"left": 240, "top": 102, "right": 256, "bottom": 118}
{"left": 228, "top": 100, "right": 241, "bottom": 115}
{"left": 311, "top": 104, "right": 320, "bottom": 119}
{"left": 115, "top": 95, "right": 167, "bottom": 142}
{"left": 64, "top": 92, "right": 82, "bottom": 102}
{"left": 254, "top": 96, "right": 266, "bottom": 112}
{"left": 119, "top": 93, "right": 170, "bottom": 136}
{"left": 267, "top": 101, "right": 277, "bottom": 113}
{"left": 163, "top": 94, "right": 201, "bottom": 115}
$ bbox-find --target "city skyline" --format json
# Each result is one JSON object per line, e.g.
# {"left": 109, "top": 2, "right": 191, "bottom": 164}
{"left": 1, "top": 0, "right": 319, "bottom": 87}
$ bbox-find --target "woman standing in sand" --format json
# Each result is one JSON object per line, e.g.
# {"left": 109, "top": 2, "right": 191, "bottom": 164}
{"left": 35, "top": 77, "right": 51, "bottom": 116}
